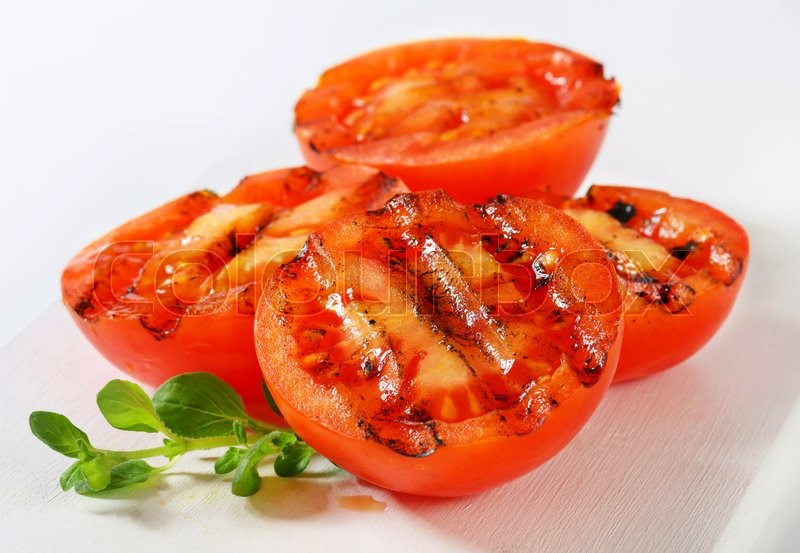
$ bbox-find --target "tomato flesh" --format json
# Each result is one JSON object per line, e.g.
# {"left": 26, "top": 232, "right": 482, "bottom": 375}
{"left": 561, "top": 186, "right": 749, "bottom": 381}
{"left": 295, "top": 38, "right": 619, "bottom": 203}
{"left": 61, "top": 165, "right": 408, "bottom": 417}
{"left": 256, "top": 190, "right": 623, "bottom": 495}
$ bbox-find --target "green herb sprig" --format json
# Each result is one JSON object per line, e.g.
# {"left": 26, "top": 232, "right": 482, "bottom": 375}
{"left": 29, "top": 373, "right": 314, "bottom": 496}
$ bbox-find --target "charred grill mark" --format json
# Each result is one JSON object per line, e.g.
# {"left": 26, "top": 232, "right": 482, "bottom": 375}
{"left": 581, "top": 352, "right": 607, "bottom": 380}
{"left": 139, "top": 315, "right": 181, "bottom": 341}
{"left": 406, "top": 232, "right": 509, "bottom": 356}
{"left": 74, "top": 296, "right": 94, "bottom": 319}
{"left": 658, "top": 283, "right": 672, "bottom": 303}
{"left": 628, "top": 272, "right": 696, "bottom": 313}
{"left": 482, "top": 234, "right": 531, "bottom": 264}
{"left": 429, "top": 422, "right": 445, "bottom": 447}
{"left": 607, "top": 200, "right": 637, "bottom": 224}
{"left": 727, "top": 257, "right": 744, "bottom": 285}
{"left": 670, "top": 240, "right": 697, "bottom": 260}
{"left": 477, "top": 195, "right": 535, "bottom": 250}
{"left": 660, "top": 282, "right": 696, "bottom": 313}
{"left": 226, "top": 231, "right": 240, "bottom": 257}
{"left": 606, "top": 247, "right": 698, "bottom": 312}
{"left": 632, "top": 279, "right": 663, "bottom": 303}
{"left": 365, "top": 418, "right": 439, "bottom": 458}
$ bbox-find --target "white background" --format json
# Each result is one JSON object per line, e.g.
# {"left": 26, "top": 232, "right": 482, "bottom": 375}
{"left": 2, "top": 1, "right": 799, "bottom": 552}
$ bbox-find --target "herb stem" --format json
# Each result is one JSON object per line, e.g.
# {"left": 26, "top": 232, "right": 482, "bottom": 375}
{"left": 100, "top": 435, "right": 244, "bottom": 461}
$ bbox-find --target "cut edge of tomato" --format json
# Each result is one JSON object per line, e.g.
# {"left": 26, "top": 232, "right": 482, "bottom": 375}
{"left": 312, "top": 37, "right": 617, "bottom": 96}
{"left": 305, "top": 110, "right": 611, "bottom": 167}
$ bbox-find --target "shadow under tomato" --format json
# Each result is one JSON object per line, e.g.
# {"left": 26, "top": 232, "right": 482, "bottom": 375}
{"left": 391, "top": 308, "right": 800, "bottom": 553}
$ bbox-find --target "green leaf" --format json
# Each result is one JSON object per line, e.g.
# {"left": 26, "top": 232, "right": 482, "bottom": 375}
{"left": 29, "top": 411, "right": 93, "bottom": 458}
{"left": 75, "top": 460, "right": 155, "bottom": 494}
{"left": 274, "top": 441, "right": 313, "bottom": 477}
{"left": 261, "top": 379, "right": 282, "bottom": 417}
{"left": 269, "top": 431, "right": 296, "bottom": 449}
{"left": 106, "top": 460, "right": 155, "bottom": 490}
{"left": 153, "top": 373, "right": 248, "bottom": 439}
{"left": 214, "top": 447, "right": 242, "bottom": 474}
{"left": 59, "top": 460, "right": 87, "bottom": 491}
{"left": 233, "top": 420, "right": 248, "bottom": 446}
{"left": 80, "top": 454, "right": 125, "bottom": 491}
{"left": 231, "top": 436, "right": 275, "bottom": 497}
{"left": 96, "top": 380, "right": 163, "bottom": 433}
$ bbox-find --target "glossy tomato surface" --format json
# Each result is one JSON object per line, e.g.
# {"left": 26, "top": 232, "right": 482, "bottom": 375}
{"left": 294, "top": 38, "right": 619, "bottom": 204}
{"left": 561, "top": 186, "right": 749, "bottom": 381}
{"left": 61, "top": 165, "right": 407, "bottom": 416}
{"left": 255, "top": 190, "right": 623, "bottom": 496}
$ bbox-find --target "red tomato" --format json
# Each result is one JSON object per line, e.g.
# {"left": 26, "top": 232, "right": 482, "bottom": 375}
{"left": 560, "top": 186, "right": 749, "bottom": 381}
{"left": 255, "top": 190, "right": 623, "bottom": 496}
{"left": 61, "top": 165, "right": 408, "bottom": 417}
{"left": 294, "top": 38, "right": 619, "bottom": 204}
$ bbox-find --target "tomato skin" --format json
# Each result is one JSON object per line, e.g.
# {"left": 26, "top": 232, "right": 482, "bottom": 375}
{"left": 66, "top": 292, "right": 265, "bottom": 409}
{"left": 561, "top": 186, "right": 749, "bottom": 382}
{"left": 256, "top": 191, "right": 623, "bottom": 496}
{"left": 61, "top": 165, "right": 407, "bottom": 418}
{"left": 617, "top": 279, "right": 744, "bottom": 381}
{"left": 295, "top": 38, "right": 619, "bottom": 204}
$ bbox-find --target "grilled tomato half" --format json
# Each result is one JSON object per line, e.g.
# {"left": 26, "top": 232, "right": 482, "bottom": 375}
{"left": 61, "top": 165, "right": 407, "bottom": 415}
{"left": 295, "top": 38, "right": 619, "bottom": 203}
{"left": 255, "top": 190, "right": 624, "bottom": 495}
{"left": 560, "top": 186, "right": 749, "bottom": 381}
